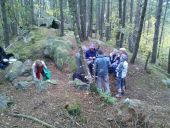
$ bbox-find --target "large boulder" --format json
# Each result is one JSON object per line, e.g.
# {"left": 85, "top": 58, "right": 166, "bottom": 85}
{"left": 107, "top": 98, "right": 170, "bottom": 128}
{"left": 5, "top": 61, "right": 23, "bottom": 82}
{"left": 43, "top": 37, "right": 75, "bottom": 71}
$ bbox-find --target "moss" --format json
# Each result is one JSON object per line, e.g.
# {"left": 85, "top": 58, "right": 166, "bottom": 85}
{"left": 65, "top": 103, "right": 81, "bottom": 116}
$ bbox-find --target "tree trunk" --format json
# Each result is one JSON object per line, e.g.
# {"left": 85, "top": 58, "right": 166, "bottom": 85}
{"left": 59, "top": 0, "right": 64, "bottom": 36}
{"left": 157, "top": 0, "right": 169, "bottom": 58}
{"left": 30, "top": 0, "right": 35, "bottom": 25}
{"left": 100, "top": 0, "right": 106, "bottom": 40}
{"left": 0, "top": 0, "right": 10, "bottom": 48}
{"left": 116, "top": 0, "right": 122, "bottom": 47}
{"left": 130, "top": 0, "right": 134, "bottom": 24}
{"left": 106, "top": 0, "right": 110, "bottom": 41}
{"left": 128, "top": 0, "right": 143, "bottom": 52}
{"left": 79, "top": 0, "right": 87, "bottom": 41}
{"left": 119, "top": 0, "right": 126, "bottom": 48}
{"left": 130, "top": 0, "right": 148, "bottom": 64}
{"left": 168, "top": 48, "right": 170, "bottom": 74}
{"left": 96, "top": 0, "right": 101, "bottom": 38}
{"left": 89, "top": 0, "right": 93, "bottom": 37}
{"left": 151, "top": 0, "right": 163, "bottom": 63}
{"left": 68, "top": 0, "right": 92, "bottom": 83}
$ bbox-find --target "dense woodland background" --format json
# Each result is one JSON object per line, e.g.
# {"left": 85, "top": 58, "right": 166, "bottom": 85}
{"left": 0, "top": 0, "right": 170, "bottom": 72}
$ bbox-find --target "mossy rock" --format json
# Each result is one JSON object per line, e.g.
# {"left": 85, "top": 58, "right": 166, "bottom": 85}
{"left": 65, "top": 103, "right": 81, "bottom": 116}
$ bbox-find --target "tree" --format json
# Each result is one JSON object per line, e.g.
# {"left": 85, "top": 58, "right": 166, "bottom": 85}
{"left": 116, "top": 0, "right": 122, "bottom": 47}
{"left": 151, "top": 0, "right": 163, "bottom": 63}
{"left": 59, "top": 0, "right": 64, "bottom": 36}
{"left": 128, "top": 0, "right": 143, "bottom": 52}
{"left": 157, "top": 0, "right": 169, "bottom": 58}
{"left": 106, "top": 0, "right": 111, "bottom": 41}
{"left": 68, "top": 0, "right": 92, "bottom": 83}
{"left": 0, "top": 0, "right": 10, "bottom": 47}
{"left": 130, "top": 0, "right": 134, "bottom": 24}
{"left": 130, "top": 0, "right": 148, "bottom": 64}
{"left": 100, "top": 0, "right": 106, "bottom": 40}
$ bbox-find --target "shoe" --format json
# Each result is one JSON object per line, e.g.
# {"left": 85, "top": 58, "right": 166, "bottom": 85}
{"left": 115, "top": 93, "right": 122, "bottom": 98}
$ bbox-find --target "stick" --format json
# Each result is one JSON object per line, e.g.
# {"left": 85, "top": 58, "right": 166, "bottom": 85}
{"left": 9, "top": 113, "right": 58, "bottom": 128}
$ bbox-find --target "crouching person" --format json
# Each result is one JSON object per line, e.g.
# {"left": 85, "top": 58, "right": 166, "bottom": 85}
{"left": 32, "top": 60, "right": 51, "bottom": 81}
{"left": 115, "top": 54, "right": 128, "bottom": 98}
{"left": 94, "top": 50, "right": 111, "bottom": 95}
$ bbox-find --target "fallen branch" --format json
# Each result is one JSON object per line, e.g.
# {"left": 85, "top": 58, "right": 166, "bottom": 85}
{"left": 9, "top": 113, "right": 58, "bottom": 128}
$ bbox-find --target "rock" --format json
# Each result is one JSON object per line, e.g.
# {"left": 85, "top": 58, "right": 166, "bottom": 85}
{"left": 5, "top": 61, "right": 23, "bottom": 82}
{"left": 21, "top": 59, "right": 32, "bottom": 76}
{"left": 25, "top": 76, "right": 33, "bottom": 82}
{"left": 0, "top": 94, "right": 8, "bottom": 111}
{"left": 73, "top": 78, "right": 90, "bottom": 90}
{"left": 15, "top": 81, "right": 32, "bottom": 89}
{"left": 161, "top": 79, "right": 170, "bottom": 88}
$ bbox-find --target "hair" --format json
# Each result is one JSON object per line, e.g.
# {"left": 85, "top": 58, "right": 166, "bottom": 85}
{"left": 98, "top": 49, "right": 103, "bottom": 55}
{"left": 36, "top": 60, "right": 43, "bottom": 67}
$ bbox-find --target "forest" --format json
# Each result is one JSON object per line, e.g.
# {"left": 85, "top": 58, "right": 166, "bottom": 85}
{"left": 0, "top": 0, "right": 170, "bottom": 128}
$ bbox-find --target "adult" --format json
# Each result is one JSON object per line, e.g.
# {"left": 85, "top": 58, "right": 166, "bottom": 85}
{"left": 94, "top": 50, "right": 111, "bottom": 95}
{"left": 0, "top": 47, "right": 15, "bottom": 69}
{"left": 85, "top": 43, "right": 97, "bottom": 75}
{"left": 32, "top": 60, "right": 51, "bottom": 81}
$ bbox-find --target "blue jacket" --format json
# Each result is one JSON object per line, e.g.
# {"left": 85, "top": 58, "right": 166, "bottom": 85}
{"left": 95, "top": 55, "right": 110, "bottom": 76}
{"left": 85, "top": 49, "right": 97, "bottom": 59}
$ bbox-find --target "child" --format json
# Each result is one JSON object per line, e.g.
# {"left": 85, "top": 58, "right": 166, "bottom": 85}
{"left": 115, "top": 54, "right": 128, "bottom": 98}
{"left": 32, "top": 60, "right": 51, "bottom": 81}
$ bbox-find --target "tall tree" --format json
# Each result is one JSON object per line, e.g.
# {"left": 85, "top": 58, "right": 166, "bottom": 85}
{"left": 68, "top": 0, "right": 92, "bottom": 83}
{"left": 130, "top": 0, "right": 148, "bottom": 64}
{"left": 100, "top": 0, "right": 106, "bottom": 40}
{"left": 151, "top": 0, "right": 163, "bottom": 63}
{"left": 130, "top": 0, "right": 134, "bottom": 24}
{"left": 30, "top": 0, "right": 35, "bottom": 25}
{"left": 116, "top": 0, "right": 122, "bottom": 47}
{"left": 128, "top": 0, "right": 143, "bottom": 52}
{"left": 0, "top": 0, "right": 10, "bottom": 47}
{"left": 79, "top": 0, "right": 87, "bottom": 41}
{"left": 59, "top": 0, "right": 64, "bottom": 36}
{"left": 157, "top": 0, "right": 169, "bottom": 58}
{"left": 106, "top": 0, "right": 111, "bottom": 41}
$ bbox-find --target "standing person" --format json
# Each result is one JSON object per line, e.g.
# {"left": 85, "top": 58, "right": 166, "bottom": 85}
{"left": 119, "top": 48, "right": 128, "bottom": 60}
{"left": 32, "top": 60, "right": 51, "bottom": 81}
{"left": 115, "top": 54, "right": 128, "bottom": 98}
{"left": 94, "top": 50, "right": 111, "bottom": 95}
{"left": 85, "top": 43, "right": 97, "bottom": 75}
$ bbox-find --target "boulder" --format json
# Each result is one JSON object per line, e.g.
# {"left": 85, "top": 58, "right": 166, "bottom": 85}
{"left": 5, "top": 61, "right": 23, "bottom": 82}
{"left": 15, "top": 81, "right": 33, "bottom": 90}
{"left": 73, "top": 78, "right": 90, "bottom": 90}
{"left": 161, "top": 79, "right": 170, "bottom": 88}
{"left": 21, "top": 59, "right": 33, "bottom": 76}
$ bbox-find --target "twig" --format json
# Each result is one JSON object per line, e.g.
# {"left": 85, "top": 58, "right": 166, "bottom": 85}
{"left": 9, "top": 113, "right": 59, "bottom": 128}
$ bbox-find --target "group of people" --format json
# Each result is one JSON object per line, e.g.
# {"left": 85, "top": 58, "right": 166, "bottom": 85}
{"left": 76, "top": 43, "right": 128, "bottom": 98}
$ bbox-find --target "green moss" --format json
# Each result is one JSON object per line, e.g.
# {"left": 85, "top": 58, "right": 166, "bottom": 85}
{"left": 65, "top": 103, "right": 81, "bottom": 116}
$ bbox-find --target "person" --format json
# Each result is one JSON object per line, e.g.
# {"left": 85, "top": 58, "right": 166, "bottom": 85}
{"left": 109, "top": 49, "right": 120, "bottom": 76}
{"left": 0, "top": 47, "right": 15, "bottom": 69}
{"left": 32, "top": 60, "right": 51, "bottom": 81}
{"left": 85, "top": 43, "right": 97, "bottom": 75}
{"left": 73, "top": 46, "right": 88, "bottom": 82}
{"left": 94, "top": 50, "right": 111, "bottom": 95}
{"left": 115, "top": 54, "right": 128, "bottom": 98}
{"left": 119, "top": 48, "right": 128, "bottom": 60}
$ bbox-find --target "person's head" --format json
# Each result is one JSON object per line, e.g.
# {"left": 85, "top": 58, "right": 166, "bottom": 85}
{"left": 119, "top": 48, "right": 126, "bottom": 54}
{"left": 98, "top": 49, "right": 103, "bottom": 55}
{"left": 89, "top": 43, "right": 95, "bottom": 51}
{"left": 36, "top": 60, "right": 43, "bottom": 67}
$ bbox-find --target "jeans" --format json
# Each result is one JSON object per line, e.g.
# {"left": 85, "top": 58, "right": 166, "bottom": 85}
{"left": 116, "top": 77, "right": 126, "bottom": 92}
{"left": 97, "top": 75, "right": 110, "bottom": 94}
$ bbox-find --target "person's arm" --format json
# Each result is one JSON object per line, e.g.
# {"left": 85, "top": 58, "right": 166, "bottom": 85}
{"left": 41, "top": 61, "right": 47, "bottom": 69}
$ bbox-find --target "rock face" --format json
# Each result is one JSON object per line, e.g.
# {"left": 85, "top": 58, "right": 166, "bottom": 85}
{"left": 5, "top": 61, "right": 23, "bottom": 82}
{"left": 21, "top": 59, "right": 33, "bottom": 76}
{"left": 107, "top": 98, "right": 170, "bottom": 128}
{"left": 43, "top": 37, "right": 75, "bottom": 71}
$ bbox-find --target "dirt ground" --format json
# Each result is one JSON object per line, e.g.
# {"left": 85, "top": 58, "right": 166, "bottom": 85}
{"left": 0, "top": 28, "right": 170, "bottom": 128}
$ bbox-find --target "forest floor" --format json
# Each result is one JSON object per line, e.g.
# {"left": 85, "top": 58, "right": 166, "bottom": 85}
{"left": 0, "top": 28, "right": 170, "bottom": 128}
